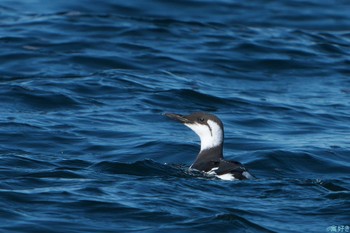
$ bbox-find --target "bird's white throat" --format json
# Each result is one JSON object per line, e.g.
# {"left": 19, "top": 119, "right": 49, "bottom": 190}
{"left": 185, "top": 120, "right": 223, "bottom": 151}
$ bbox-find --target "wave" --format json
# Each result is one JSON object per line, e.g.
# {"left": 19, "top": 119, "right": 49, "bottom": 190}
{"left": 91, "top": 159, "right": 204, "bottom": 179}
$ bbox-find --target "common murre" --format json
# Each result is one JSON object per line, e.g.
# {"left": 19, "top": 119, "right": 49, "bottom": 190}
{"left": 165, "top": 112, "right": 254, "bottom": 181}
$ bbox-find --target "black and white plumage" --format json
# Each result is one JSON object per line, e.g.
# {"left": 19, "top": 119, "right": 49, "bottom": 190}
{"left": 165, "top": 112, "right": 254, "bottom": 181}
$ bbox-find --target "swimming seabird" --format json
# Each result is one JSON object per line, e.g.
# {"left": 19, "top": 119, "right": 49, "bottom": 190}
{"left": 165, "top": 112, "right": 254, "bottom": 180}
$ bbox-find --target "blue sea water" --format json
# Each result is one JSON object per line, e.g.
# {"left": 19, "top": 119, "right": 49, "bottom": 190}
{"left": 1, "top": 0, "right": 350, "bottom": 232}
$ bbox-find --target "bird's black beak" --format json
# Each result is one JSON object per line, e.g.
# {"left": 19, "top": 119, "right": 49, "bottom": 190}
{"left": 164, "top": 113, "right": 191, "bottom": 124}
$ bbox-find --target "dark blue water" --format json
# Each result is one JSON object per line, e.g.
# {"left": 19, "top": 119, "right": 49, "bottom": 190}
{"left": 1, "top": 1, "right": 350, "bottom": 232}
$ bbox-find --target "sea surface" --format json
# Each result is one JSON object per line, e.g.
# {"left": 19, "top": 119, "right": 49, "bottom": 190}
{"left": 1, "top": 1, "right": 350, "bottom": 232}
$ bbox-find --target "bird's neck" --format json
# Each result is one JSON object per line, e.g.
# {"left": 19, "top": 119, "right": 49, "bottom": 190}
{"left": 199, "top": 130, "right": 223, "bottom": 151}
{"left": 191, "top": 145, "right": 224, "bottom": 169}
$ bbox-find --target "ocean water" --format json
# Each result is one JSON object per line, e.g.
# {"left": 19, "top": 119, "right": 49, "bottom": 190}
{"left": 1, "top": 0, "right": 350, "bottom": 232}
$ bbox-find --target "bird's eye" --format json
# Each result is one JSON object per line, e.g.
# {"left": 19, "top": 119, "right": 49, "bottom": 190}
{"left": 199, "top": 117, "right": 205, "bottom": 122}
